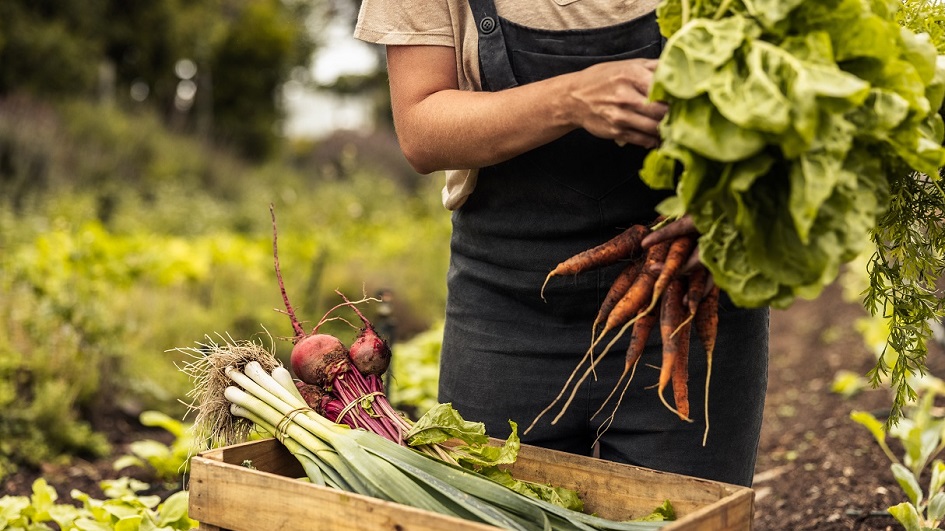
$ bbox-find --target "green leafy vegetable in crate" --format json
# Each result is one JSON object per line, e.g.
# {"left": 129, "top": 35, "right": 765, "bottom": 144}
{"left": 643, "top": 0, "right": 945, "bottom": 424}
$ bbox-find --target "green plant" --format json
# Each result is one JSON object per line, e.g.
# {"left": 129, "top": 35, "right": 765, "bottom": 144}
{"left": 0, "top": 477, "right": 196, "bottom": 530}
{"left": 388, "top": 323, "right": 444, "bottom": 416}
{"left": 852, "top": 376, "right": 945, "bottom": 530}
{"left": 114, "top": 411, "right": 195, "bottom": 485}
{"left": 831, "top": 369, "right": 870, "bottom": 399}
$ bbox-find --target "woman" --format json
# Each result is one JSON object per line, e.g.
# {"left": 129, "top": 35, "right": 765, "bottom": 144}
{"left": 354, "top": 0, "right": 768, "bottom": 487}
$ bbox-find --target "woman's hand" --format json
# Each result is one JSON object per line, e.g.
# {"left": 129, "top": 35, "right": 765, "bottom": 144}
{"left": 386, "top": 46, "right": 668, "bottom": 174}
{"left": 565, "top": 58, "right": 668, "bottom": 149}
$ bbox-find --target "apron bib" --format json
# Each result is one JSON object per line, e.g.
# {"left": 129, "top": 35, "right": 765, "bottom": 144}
{"left": 438, "top": 0, "right": 769, "bottom": 487}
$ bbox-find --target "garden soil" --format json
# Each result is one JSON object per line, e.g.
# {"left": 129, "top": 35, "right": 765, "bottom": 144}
{"left": 2, "top": 280, "right": 942, "bottom": 530}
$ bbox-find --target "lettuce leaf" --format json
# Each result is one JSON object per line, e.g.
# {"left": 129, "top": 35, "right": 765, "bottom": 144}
{"left": 650, "top": 0, "right": 945, "bottom": 309}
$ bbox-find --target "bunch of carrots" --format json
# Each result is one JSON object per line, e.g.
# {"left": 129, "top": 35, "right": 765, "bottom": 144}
{"left": 527, "top": 216, "right": 720, "bottom": 445}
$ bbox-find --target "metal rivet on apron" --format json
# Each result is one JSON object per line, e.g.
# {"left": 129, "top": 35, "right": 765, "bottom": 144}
{"left": 480, "top": 16, "right": 496, "bottom": 34}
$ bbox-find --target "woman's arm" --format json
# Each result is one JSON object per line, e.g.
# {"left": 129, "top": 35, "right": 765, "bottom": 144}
{"left": 387, "top": 44, "right": 668, "bottom": 174}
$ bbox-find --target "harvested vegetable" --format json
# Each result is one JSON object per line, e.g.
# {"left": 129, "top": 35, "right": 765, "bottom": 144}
{"left": 594, "top": 261, "right": 644, "bottom": 342}
{"left": 695, "top": 285, "right": 721, "bottom": 445}
{"left": 645, "top": 235, "right": 696, "bottom": 315}
{"left": 347, "top": 300, "right": 393, "bottom": 377}
{"left": 254, "top": 211, "right": 678, "bottom": 524}
{"left": 541, "top": 224, "right": 649, "bottom": 300}
{"left": 658, "top": 278, "right": 691, "bottom": 422}
{"left": 642, "top": 0, "right": 945, "bottom": 424}
{"left": 529, "top": 219, "right": 712, "bottom": 438}
{"left": 601, "top": 240, "right": 669, "bottom": 340}
{"left": 179, "top": 337, "right": 672, "bottom": 530}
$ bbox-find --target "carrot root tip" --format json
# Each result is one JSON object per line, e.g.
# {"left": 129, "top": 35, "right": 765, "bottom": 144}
{"left": 540, "top": 272, "right": 555, "bottom": 302}
{"left": 657, "top": 385, "right": 693, "bottom": 422}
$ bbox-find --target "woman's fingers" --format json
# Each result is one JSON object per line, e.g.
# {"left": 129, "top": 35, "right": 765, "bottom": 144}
{"left": 680, "top": 245, "right": 702, "bottom": 274}
{"left": 570, "top": 58, "right": 668, "bottom": 143}
{"left": 615, "top": 130, "right": 661, "bottom": 149}
{"left": 641, "top": 215, "right": 697, "bottom": 248}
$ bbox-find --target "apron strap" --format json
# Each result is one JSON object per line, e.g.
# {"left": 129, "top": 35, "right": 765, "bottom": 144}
{"left": 467, "top": 0, "right": 518, "bottom": 91}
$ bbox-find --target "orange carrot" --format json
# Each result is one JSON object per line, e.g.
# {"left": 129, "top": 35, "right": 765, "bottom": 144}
{"left": 599, "top": 240, "right": 669, "bottom": 338}
{"left": 643, "top": 235, "right": 696, "bottom": 316}
{"left": 541, "top": 224, "right": 649, "bottom": 300}
{"left": 625, "top": 311, "right": 658, "bottom": 382}
{"left": 671, "top": 314, "right": 692, "bottom": 420}
{"left": 527, "top": 235, "right": 653, "bottom": 436}
{"left": 593, "top": 261, "right": 643, "bottom": 341}
{"left": 685, "top": 266, "right": 708, "bottom": 317}
{"left": 671, "top": 265, "right": 708, "bottom": 337}
{"left": 547, "top": 245, "right": 664, "bottom": 429}
{"left": 696, "top": 285, "right": 720, "bottom": 356}
{"left": 658, "top": 278, "right": 692, "bottom": 421}
{"left": 696, "top": 284, "right": 720, "bottom": 445}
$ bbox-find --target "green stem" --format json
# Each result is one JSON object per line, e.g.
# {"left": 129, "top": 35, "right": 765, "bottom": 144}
{"left": 232, "top": 404, "right": 345, "bottom": 489}
{"left": 931, "top": 176, "right": 945, "bottom": 202}
{"left": 271, "top": 365, "right": 306, "bottom": 403}
{"left": 243, "top": 361, "right": 306, "bottom": 410}
{"left": 225, "top": 388, "right": 374, "bottom": 495}
{"left": 713, "top": 0, "right": 734, "bottom": 20}
{"left": 682, "top": 0, "right": 691, "bottom": 25}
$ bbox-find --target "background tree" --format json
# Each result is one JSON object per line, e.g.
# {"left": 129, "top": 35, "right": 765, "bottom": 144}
{"left": 0, "top": 0, "right": 321, "bottom": 160}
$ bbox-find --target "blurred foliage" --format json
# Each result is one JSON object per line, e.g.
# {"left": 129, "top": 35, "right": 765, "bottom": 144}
{"left": 0, "top": 0, "right": 323, "bottom": 159}
{"left": 0, "top": 0, "right": 423, "bottom": 503}
{"left": 0, "top": 477, "right": 196, "bottom": 530}
{"left": 114, "top": 411, "right": 195, "bottom": 486}
{"left": 388, "top": 323, "right": 444, "bottom": 418}
{"left": 0, "top": 94, "right": 450, "bottom": 480}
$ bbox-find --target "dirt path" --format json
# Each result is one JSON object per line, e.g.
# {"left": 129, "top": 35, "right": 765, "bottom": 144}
{"left": 754, "top": 281, "right": 943, "bottom": 530}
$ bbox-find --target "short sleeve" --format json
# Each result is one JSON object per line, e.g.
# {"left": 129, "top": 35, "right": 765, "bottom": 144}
{"left": 354, "top": 0, "right": 455, "bottom": 47}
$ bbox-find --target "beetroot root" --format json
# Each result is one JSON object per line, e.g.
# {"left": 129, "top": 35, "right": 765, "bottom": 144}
{"left": 290, "top": 333, "right": 350, "bottom": 388}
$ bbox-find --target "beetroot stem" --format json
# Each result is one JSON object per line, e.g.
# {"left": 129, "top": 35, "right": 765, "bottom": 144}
{"left": 314, "top": 290, "right": 380, "bottom": 333}
{"left": 270, "top": 204, "right": 305, "bottom": 340}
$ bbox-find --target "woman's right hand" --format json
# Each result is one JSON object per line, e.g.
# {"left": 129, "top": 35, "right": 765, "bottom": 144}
{"left": 386, "top": 46, "right": 668, "bottom": 174}
{"left": 565, "top": 58, "right": 668, "bottom": 149}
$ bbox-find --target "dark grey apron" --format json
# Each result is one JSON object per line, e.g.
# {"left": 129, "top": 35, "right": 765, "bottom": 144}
{"left": 438, "top": 0, "right": 769, "bottom": 487}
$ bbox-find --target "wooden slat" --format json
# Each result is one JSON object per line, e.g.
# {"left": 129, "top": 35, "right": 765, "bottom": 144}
{"left": 662, "top": 489, "right": 753, "bottom": 531}
{"left": 189, "top": 438, "right": 754, "bottom": 531}
{"left": 504, "top": 444, "right": 733, "bottom": 520}
{"left": 189, "top": 452, "right": 498, "bottom": 531}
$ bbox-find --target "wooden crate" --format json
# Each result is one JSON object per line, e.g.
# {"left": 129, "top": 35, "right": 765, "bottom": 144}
{"left": 188, "top": 438, "right": 753, "bottom": 531}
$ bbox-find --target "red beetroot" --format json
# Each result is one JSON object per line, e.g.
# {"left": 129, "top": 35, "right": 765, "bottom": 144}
{"left": 295, "top": 381, "right": 330, "bottom": 415}
{"left": 342, "top": 296, "right": 391, "bottom": 376}
{"left": 349, "top": 325, "right": 391, "bottom": 376}
{"left": 290, "top": 334, "right": 350, "bottom": 388}
{"left": 270, "top": 206, "right": 404, "bottom": 444}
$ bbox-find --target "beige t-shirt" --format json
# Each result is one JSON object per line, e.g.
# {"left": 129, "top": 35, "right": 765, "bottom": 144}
{"left": 354, "top": 0, "right": 661, "bottom": 209}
